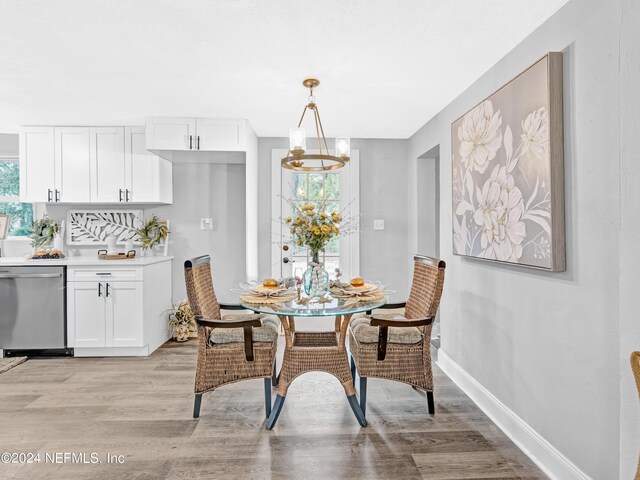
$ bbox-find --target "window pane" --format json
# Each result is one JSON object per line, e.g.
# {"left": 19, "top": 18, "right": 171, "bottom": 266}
{"left": 324, "top": 174, "right": 339, "bottom": 200}
{"left": 291, "top": 173, "right": 307, "bottom": 201}
{"left": 307, "top": 174, "right": 324, "bottom": 200}
{"left": 0, "top": 202, "right": 33, "bottom": 236}
{"left": 0, "top": 161, "right": 20, "bottom": 196}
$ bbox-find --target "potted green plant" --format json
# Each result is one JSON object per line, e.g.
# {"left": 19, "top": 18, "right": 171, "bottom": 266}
{"left": 168, "top": 300, "right": 196, "bottom": 342}
{"left": 31, "top": 215, "right": 59, "bottom": 250}
{"left": 135, "top": 215, "right": 169, "bottom": 255}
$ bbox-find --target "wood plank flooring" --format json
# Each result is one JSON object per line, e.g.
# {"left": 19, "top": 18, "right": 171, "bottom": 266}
{"left": 0, "top": 339, "right": 547, "bottom": 480}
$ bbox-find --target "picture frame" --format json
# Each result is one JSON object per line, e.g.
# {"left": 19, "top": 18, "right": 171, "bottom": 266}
{"left": 451, "top": 52, "right": 565, "bottom": 271}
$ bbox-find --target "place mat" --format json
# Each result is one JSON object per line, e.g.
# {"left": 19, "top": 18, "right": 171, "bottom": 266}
{"left": 0, "top": 357, "right": 27, "bottom": 374}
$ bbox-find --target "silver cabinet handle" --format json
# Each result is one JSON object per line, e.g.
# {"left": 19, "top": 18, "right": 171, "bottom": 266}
{"left": 189, "top": 135, "right": 193, "bottom": 150}
{"left": 119, "top": 189, "right": 123, "bottom": 202}
{"left": 105, "top": 283, "right": 111, "bottom": 297}
{"left": 0, "top": 273, "right": 63, "bottom": 279}
{"left": 98, "top": 282, "right": 102, "bottom": 297}
{"left": 95, "top": 272, "right": 112, "bottom": 276}
{"left": 47, "top": 189, "right": 53, "bottom": 202}
{"left": 55, "top": 189, "right": 60, "bottom": 202}
{"left": 125, "top": 189, "right": 130, "bottom": 202}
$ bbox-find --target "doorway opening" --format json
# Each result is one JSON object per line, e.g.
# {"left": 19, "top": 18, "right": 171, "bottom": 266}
{"left": 417, "top": 145, "right": 441, "bottom": 346}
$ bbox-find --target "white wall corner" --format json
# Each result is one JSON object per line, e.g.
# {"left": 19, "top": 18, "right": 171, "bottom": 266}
{"left": 437, "top": 350, "right": 593, "bottom": 480}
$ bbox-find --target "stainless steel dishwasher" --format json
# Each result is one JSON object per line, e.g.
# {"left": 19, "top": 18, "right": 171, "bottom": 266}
{"left": 0, "top": 265, "right": 71, "bottom": 356}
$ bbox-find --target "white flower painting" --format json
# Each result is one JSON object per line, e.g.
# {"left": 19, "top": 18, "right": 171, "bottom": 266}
{"left": 452, "top": 53, "right": 565, "bottom": 270}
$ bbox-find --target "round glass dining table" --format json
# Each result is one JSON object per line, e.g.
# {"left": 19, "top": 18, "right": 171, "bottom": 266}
{"left": 239, "top": 295, "right": 388, "bottom": 429}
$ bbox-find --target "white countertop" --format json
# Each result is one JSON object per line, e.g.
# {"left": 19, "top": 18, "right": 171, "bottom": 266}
{"left": 0, "top": 256, "right": 174, "bottom": 267}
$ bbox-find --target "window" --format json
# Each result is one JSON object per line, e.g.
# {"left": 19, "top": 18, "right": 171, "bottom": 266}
{"left": 0, "top": 158, "right": 34, "bottom": 236}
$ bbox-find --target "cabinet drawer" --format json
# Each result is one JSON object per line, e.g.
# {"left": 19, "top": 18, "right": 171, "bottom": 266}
{"left": 67, "top": 267, "right": 142, "bottom": 282}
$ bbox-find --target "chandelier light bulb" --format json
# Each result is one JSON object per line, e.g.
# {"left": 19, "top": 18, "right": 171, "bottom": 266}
{"left": 335, "top": 137, "right": 351, "bottom": 158}
{"left": 289, "top": 127, "right": 306, "bottom": 154}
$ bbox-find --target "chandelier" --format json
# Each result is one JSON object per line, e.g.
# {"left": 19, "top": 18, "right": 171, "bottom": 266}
{"left": 282, "top": 78, "right": 350, "bottom": 171}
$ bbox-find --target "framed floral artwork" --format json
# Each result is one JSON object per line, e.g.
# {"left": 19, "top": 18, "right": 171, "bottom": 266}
{"left": 451, "top": 52, "right": 565, "bottom": 271}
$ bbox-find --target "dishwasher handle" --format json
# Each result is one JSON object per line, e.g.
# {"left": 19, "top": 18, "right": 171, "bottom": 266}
{"left": 0, "top": 273, "right": 63, "bottom": 279}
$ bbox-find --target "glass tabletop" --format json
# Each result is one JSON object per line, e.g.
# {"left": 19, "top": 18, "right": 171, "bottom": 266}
{"left": 238, "top": 296, "right": 388, "bottom": 317}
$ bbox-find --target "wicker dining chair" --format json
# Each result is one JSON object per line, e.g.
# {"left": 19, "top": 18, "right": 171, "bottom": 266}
{"left": 348, "top": 254, "right": 445, "bottom": 417}
{"left": 631, "top": 351, "right": 640, "bottom": 480}
{"left": 184, "top": 255, "right": 279, "bottom": 419}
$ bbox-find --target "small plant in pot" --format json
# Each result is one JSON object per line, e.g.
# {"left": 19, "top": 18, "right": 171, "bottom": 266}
{"left": 168, "top": 300, "right": 196, "bottom": 342}
{"left": 135, "top": 215, "right": 169, "bottom": 255}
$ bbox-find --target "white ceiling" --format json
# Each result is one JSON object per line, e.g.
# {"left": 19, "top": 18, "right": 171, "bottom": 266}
{"left": 0, "top": 0, "right": 569, "bottom": 138}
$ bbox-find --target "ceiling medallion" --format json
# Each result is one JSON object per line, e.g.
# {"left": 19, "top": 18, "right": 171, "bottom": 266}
{"left": 282, "top": 78, "right": 350, "bottom": 172}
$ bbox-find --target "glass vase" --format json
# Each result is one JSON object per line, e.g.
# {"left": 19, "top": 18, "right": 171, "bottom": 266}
{"left": 302, "top": 251, "right": 329, "bottom": 298}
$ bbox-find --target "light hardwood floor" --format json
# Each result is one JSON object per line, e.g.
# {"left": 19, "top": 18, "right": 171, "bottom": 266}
{"left": 0, "top": 339, "right": 547, "bottom": 480}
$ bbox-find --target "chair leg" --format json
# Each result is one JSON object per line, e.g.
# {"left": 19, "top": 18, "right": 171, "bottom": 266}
{"left": 266, "top": 395, "right": 286, "bottom": 430}
{"left": 264, "top": 378, "right": 272, "bottom": 418}
{"left": 359, "top": 376, "right": 368, "bottom": 417}
{"left": 193, "top": 394, "right": 202, "bottom": 418}
{"left": 427, "top": 390, "right": 435, "bottom": 415}
{"left": 272, "top": 359, "right": 279, "bottom": 388}
{"left": 350, "top": 355, "right": 356, "bottom": 386}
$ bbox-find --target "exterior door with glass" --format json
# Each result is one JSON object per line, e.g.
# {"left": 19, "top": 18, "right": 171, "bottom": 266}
{"left": 271, "top": 149, "right": 359, "bottom": 283}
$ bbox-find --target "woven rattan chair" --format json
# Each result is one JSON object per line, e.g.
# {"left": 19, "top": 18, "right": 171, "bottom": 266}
{"left": 631, "top": 351, "right": 640, "bottom": 480}
{"left": 184, "top": 255, "right": 279, "bottom": 419}
{"left": 348, "top": 254, "right": 445, "bottom": 417}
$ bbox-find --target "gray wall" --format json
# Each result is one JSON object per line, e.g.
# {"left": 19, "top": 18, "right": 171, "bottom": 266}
{"left": 619, "top": 0, "right": 640, "bottom": 477}
{"left": 408, "top": 0, "right": 622, "bottom": 477}
{"left": 147, "top": 163, "right": 246, "bottom": 303}
{"left": 0, "top": 133, "right": 18, "bottom": 156}
{"left": 258, "top": 137, "right": 412, "bottom": 299}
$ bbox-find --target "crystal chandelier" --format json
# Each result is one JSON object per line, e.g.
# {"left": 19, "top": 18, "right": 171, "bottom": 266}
{"left": 282, "top": 78, "right": 350, "bottom": 171}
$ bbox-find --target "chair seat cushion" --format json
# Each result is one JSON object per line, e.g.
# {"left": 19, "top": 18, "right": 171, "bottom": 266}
{"left": 349, "top": 313, "right": 422, "bottom": 344}
{"left": 209, "top": 314, "right": 279, "bottom": 345}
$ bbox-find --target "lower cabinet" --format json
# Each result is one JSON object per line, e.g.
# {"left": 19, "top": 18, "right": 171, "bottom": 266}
{"left": 67, "top": 260, "right": 172, "bottom": 356}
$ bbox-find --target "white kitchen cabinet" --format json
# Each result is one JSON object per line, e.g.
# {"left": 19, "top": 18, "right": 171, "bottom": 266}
{"left": 125, "top": 127, "right": 172, "bottom": 204}
{"left": 68, "top": 280, "right": 143, "bottom": 349}
{"left": 195, "top": 118, "right": 246, "bottom": 151}
{"left": 90, "top": 127, "right": 126, "bottom": 203}
{"left": 19, "top": 126, "right": 92, "bottom": 203}
{"left": 145, "top": 117, "right": 196, "bottom": 151}
{"left": 67, "top": 258, "right": 172, "bottom": 357}
{"left": 20, "top": 125, "right": 173, "bottom": 204}
{"left": 68, "top": 282, "right": 107, "bottom": 348}
{"left": 55, "top": 127, "right": 92, "bottom": 202}
{"left": 145, "top": 117, "right": 247, "bottom": 155}
{"left": 19, "top": 126, "right": 55, "bottom": 203}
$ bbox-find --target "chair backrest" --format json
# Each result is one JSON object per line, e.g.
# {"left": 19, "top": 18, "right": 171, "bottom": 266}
{"left": 404, "top": 255, "right": 446, "bottom": 321}
{"left": 184, "top": 255, "right": 221, "bottom": 321}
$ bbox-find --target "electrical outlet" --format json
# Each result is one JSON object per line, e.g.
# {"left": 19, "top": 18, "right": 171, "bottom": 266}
{"left": 373, "top": 219, "right": 385, "bottom": 231}
{"left": 200, "top": 218, "right": 213, "bottom": 230}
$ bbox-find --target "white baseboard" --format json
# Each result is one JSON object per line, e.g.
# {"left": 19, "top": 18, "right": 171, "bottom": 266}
{"left": 436, "top": 350, "right": 592, "bottom": 480}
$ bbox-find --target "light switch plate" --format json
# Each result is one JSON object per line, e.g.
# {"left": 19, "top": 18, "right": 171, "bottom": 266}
{"left": 200, "top": 218, "right": 213, "bottom": 230}
{"left": 373, "top": 219, "right": 385, "bottom": 231}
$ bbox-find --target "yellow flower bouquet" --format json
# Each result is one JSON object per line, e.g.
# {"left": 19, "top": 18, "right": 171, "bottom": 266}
{"left": 285, "top": 203, "right": 342, "bottom": 257}
{"left": 284, "top": 201, "right": 349, "bottom": 298}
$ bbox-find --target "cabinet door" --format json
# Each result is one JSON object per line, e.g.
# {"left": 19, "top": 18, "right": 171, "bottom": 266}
{"left": 196, "top": 118, "right": 245, "bottom": 151}
{"left": 106, "top": 281, "right": 143, "bottom": 347}
{"left": 125, "top": 126, "right": 157, "bottom": 202}
{"left": 68, "top": 282, "right": 106, "bottom": 348}
{"left": 54, "top": 127, "right": 91, "bottom": 202}
{"left": 19, "top": 127, "right": 55, "bottom": 202}
{"left": 90, "top": 127, "right": 126, "bottom": 202}
{"left": 145, "top": 117, "right": 196, "bottom": 151}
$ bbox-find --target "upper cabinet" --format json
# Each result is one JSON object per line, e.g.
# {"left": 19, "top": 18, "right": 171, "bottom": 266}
{"left": 145, "top": 117, "right": 249, "bottom": 163}
{"left": 20, "top": 127, "right": 55, "bottom": 203}
{"left": 144, "top": 117, "right": 196, "bottom": 151}
{"left": 20, "top": 126, "right": 172, "bottom": 204}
